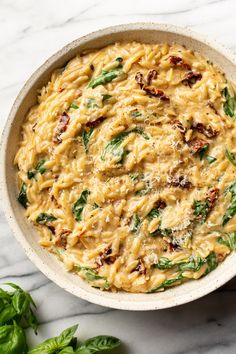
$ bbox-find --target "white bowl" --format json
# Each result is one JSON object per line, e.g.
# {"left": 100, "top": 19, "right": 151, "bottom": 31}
{"left": 1, "top": 23, "right": 236, "bottom": 311}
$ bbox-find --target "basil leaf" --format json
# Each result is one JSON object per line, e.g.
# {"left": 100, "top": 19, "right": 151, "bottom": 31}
{"left": 205, "top": 252, "right": 218, "bottom": 274}
{"left": 217, "top": 232, "right": 236, "bottom": 250}
{"left": 88, "top": 68, "right": 123, "bottom": 89}
{"left": 82, "top": 335, "right": 121, "bottom": 353}
{"left": 225, "top": 149, "right": 236, "bottom": 166}
{"left": 4, "top": 283, "right": 38, "bottom": 333}
{"left": 35, "top": 159, "right": 46, "bottom": 174}
{"left": 199, "top": 144, "right": 209, "bottom": 160}
{"left": 75, "top": 266, "right": 109, "bottom": 288}
{"left": 70, "top": 103, "right": 79, "bottom": 109}
{"left": 0, "top": 323, "right": 28, "bottom": 354}
{"left": 206, "top": 155, "right": 217, "bottom": 164}
{"left": 28, "top": 325, "right": 78, "bottom": 354}
{"left": 223, "top": 184, "right": 236, "bottom": 225}
{"left": 130, "top": 214, "right": 141, "bottom": 233}
{"left": 82, "top": 129, "right": 94, "bottom": 153}
{"left": 36, "top": 213, "right": 57, "bottom": 225}
{"left": 150, "top": 274, "right": 183, "bottom": 293}
{"left": 102, "top": 94, "right": 112, "bottom": 102}
{"left": 150, "top": 228, "right": 172, "bottom": 237}
{"left": 17, "top": 183, "right": 28, "bottom": 208}
{"left": 222, "top": 87, "right": 236, "bottom": 119}
{"left": 72, "top": 190, "right": 90, "bottom": 222}
{"left": 193, "top": 199, "right": 210, "bottom": 223}
{"left": 28, "top": 159, "right": 46, "bottom": 179}
{"left": 75, "top": 348, "right": 91, "bottom": 354}
{"left": 154, "top": 257, "right": 174, "bottom": 269}
{"left": 101, "top": 127, "right": 149, "bottom": 161}
{"left": 0, "top": 304, "right": 17, "bottom": 325}
{"left": 147, "top": 208, "right": 160, "bottom": 219}
{"left": 178, "top": 257, "right": 205, "bottom": 272}
{"left": 58, "top": 347, "right": 75, "bottom": 354}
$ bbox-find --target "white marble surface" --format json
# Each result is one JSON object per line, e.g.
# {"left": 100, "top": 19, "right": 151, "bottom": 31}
{"left": 1, "top": 0, "right": 236, "bottom": 353}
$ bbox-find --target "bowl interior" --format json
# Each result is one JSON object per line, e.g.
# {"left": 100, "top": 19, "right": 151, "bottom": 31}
{"left": 2, "top": 23, "right": 236, "bottom": 310}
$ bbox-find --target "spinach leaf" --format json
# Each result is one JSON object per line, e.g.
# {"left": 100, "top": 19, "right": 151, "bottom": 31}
{"left": 199, "top": 144, "right": 209, "bottom": 160}
{"left": 101, "top": 127, "right": 149, "bottom": 161}
{"left": 147, "top": 208, "right": 160, "bottom": 220}
{"left": 154, "top": 257, "right": 174, "bottom": 269}
{"left": 82, "top": 128, "right": 94, "bottom": 153}
{"left": 28, "top": 159, "right": 46, "bottom": 179}
{"left": 223, "top": 183, "right": 236, "bottom": 225}
{"left": 28, "top": 325, "right": 78, "bottom": 354}
{"left": 0, "top": 323, "right": 28, "bottom": 354}
{"left": 88, "top": 68, "right": 123, "bottom": 89}
{"left": 150, "top": 228, "right": 172, "bottom": 237}
{"left": 70, "top": 103, "right": 79, "bottom": 109}
{"left": 193, "top": 199, "right": 210, "bottom": 223}
{"left": 129, "top": 172, "right": 142, "bottom": 181}
{"left": 222, "top": 87, "right": 236, "bottom": 120}
{"left": 149, "top": 274, "right": 183, "bottom": 293}
{"left": 205, "top": 252, "right": 218, "bottom": 274}
{"left": 102, "top": 94, "right": 112, "bottom": 102}
{"left": 36, "top": 213, "right": 57, "bottom": 225}
{"left": 76, "top": 335, "right": 121, "bottom": 353}
{"left": 178, "top": 257, "right": 205, "bottom": 272}
{"left": 17, "top": 183, "right": 28, "bottom": 209}
{"left": 75, "top": 265, "right": 109, "bottom": 289}
{"left": 72, "top": 190, "right": 90, "bottom": 222}
{"left": 87, "top": 98, "right": 98, "bottom": 109}
{"left": 217, "top": 232, "right": 236, "bottom": 250}
{"left": 130, "top": 214, "right": 141, "bottom": 233}
{"left": 225, "top": 149, "right": 236, "bottom": 166}
{"left": 206, "top": 155, "right": 217, "bottom": 164}
{"left": 115, "top": 57, "right": 123, "bottom": 63}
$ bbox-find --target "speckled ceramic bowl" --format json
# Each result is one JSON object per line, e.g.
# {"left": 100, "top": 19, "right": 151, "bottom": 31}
{"left": 1, "top": 23, "right": 236, "bottom": 310}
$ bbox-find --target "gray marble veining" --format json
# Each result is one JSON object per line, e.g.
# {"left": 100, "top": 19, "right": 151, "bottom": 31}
{"left": 1, "top": 1, "right": 236, "bottom": 353}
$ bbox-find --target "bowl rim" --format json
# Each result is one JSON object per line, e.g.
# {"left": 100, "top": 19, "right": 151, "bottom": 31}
{"left": 1, "top": 22, "right": 236, "bottom": 311}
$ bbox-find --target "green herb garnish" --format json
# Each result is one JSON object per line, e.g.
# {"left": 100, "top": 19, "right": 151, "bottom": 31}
{"left": 130, "top": 214, "right": 141, "bottom": 233}
{"left": 223, "top": 182, "right": 236, "bottom": 225}
{"left": 36, "top": 213, "right": 57, "bottom": 224}
{"left": 70, "top": 103, "right": 79, "bottom": 109}
{"left": 27, "top": 159, "right": 46, "bottom": 179}
{"left": 101, "top": 127, "right": 149, "bottom": 161}
{"left": 222, "top": 87, "right": 236, "bottom": 120}
{"left": 88, "top": 68, "right": 124, "bottom": 89}
{"left": 193, "top": 199, "right": 210, "bottom": 223}
{"left": 102, "top": 94, "right": 112, "bottom": 102}
{"left": 82, "top": 128, "right": 94, "bottom": 152}
{"left": 150, "top": 228, "right": 172, "bottom": 237}
{"left": 75, "top": 265, "right": 109, "bottom": 289}
{"left": 72, "top": 190, "right": 90, "bottom": 222}
{"left": 206, "top": 155, "right": 217, "bottom": 164}
{"left": 225, "top": 149, "right": 236, "bottom": 166}
{"left": 17, "top": 183, "right": 28, "bottom": 209}
{"left": 199, "top": 144, "right": 209, "bottom": 160}
{"left": 149, "top": 274, "right": 183, "bottom": 293}
{"left": 205, "top": 252, "right": 218, "bottom": 274}
{"left": 147, "top": 208, "right": 160, "bottom": 219}
{"left": 217, "top": 232, "right": 236, "bottom": 251}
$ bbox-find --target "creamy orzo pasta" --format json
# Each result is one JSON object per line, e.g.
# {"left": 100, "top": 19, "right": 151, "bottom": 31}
{"left": 15, "top": 42, "right": 236, "bottom": 293}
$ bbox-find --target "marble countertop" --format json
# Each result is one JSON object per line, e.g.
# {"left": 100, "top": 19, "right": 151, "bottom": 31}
{"left": 1, "top": 0, "right": 236, "bottom": 353}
